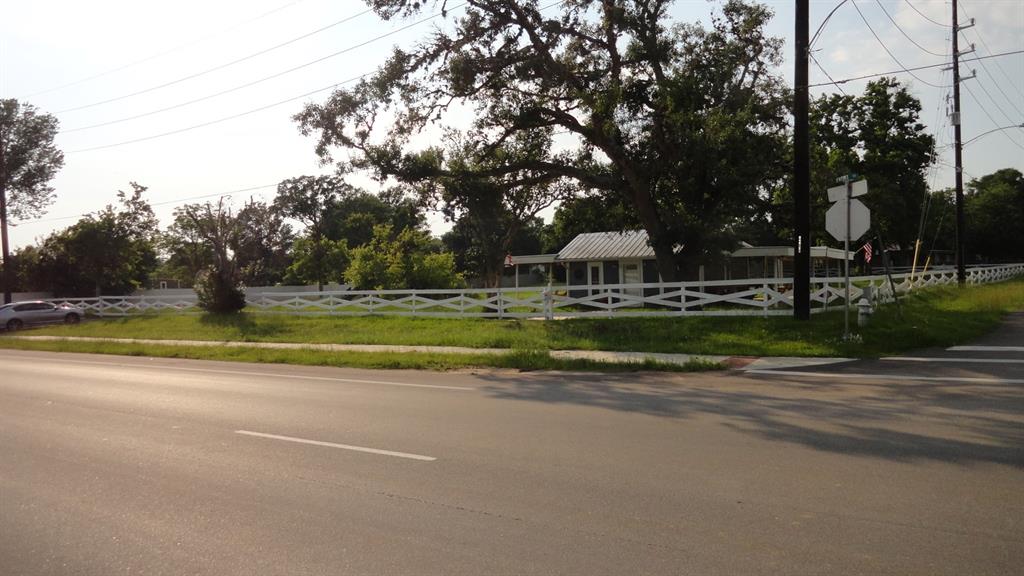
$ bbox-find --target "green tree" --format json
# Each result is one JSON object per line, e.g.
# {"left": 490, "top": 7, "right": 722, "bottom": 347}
{"left": 965, "top": 168, "right": 1024, "bottom": 262}
{"left": 794, "top": 78, "right": 935, "bottom": 249}
{"left": 233, "top": 198, "right": 295, "bottom": 285}
{"left": 162, "top": 208, "right": 216, "bottom": 287}
{"left": 296, "top": 0, "right": 789, "bottom": 281}
{"left": 177, "top": 199, "right": 246, "bottom": 313}
{"left": 542, "top": 192, "right": 640, "bottom": 253}
{"left": 345, "top": 225, "right": 462, "bottom": 290}
{"left": 0, "top": 99, "right": 64, "bottom": 302}
{"left": 282, "top": 237, "right": 350, "bottom": 286}
{"left": 416, "top": 133, "right": 569, "bottom": 286}
{"left": 443, "top": 215, "right": 545, "bottom": 281}
{"left": 8, "top": 244, "right": 45, "bottom": 292}
{"left": 31, "top": 183, "right": 159, "bottom": 296}
{"left": 326, "top": 186, "right": 425, "bottom": 248}
{"left": 274, "top": 175, "right": 348, "bottom": 290}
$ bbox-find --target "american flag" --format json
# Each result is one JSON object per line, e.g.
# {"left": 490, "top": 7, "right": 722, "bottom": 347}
{"left": 863, "top": 242, "right": 873, "bottom": 263}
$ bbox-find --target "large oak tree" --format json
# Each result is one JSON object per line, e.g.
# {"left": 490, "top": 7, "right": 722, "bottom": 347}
{"left": 296, "top": 0, "right": 789, "bottom": 281}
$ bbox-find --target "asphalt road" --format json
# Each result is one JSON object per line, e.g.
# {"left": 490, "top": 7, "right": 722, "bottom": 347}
{"left": 1, "top": 342, "right": 1022, "bottom": 575}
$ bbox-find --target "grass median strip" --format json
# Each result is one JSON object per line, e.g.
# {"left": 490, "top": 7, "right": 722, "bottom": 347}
{"left": 0, "top": 338, "right": 721, "bottom": 373}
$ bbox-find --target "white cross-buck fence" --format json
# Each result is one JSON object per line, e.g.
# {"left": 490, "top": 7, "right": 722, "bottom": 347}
{"left": 47, "top": 264, "right": 1024, "bottom": 319}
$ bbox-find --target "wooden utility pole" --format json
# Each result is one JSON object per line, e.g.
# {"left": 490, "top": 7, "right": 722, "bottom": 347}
{"left": 0, "top": 136, "right": 10, "bottom": 304}
{"left": 793, "top": 0, "right": 811, "bottom": 319}
{"left": 951, "top": 0, "right": 973, "bottom": 286}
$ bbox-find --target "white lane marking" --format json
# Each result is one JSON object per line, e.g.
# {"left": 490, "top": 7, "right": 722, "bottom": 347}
{"left": 949, "top": 346, "right": 1024, "bottom": 353}
{"left": 881, "top": 357, "right": 1024, "bottom": 365}
{"left": 746, "top": 369, "right": 1024, "bottom": 384}
{"left": 0, "top": 352, "right": 474, "bottom": 391}
{"left": 235, "top": 430, "right": 436, "bottom": 461}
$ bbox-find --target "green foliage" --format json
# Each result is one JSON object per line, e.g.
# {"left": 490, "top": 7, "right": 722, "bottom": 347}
{"left": 20, "top": 183, "right": 159, "bottom": 296}
{"left": 161, "top": 207, "right": 215, "bottom": 287}
{"left": 790, "top": 77, "right": 935, "bottom": 249}
{"left": 175, "top": 199, "right": 245, "bottom": 313}
{"left": 965, "top": 168, "right": 1024, "bottom": 262}
{"left": 274, "top": 175, "right": 349, "bottom": 288}
{"left": 0, "top": 99, "right": 64, "bottom": 220}
{"left": 1, "top": 99, "right": 65, "bottom": 300}
{"left": 295, "top": 0, "right": 790, "bottom": 281}
{"left": 443, "top": 215, "right": 544, "bottom": 281}
{"left": 232, "top": 199, "right": 294, "bottom": 286}
{"left": 325, "top": 186, "right": 425, "bottom": 247}
{"left": 542, "top": 192, "right": 639, "bottom": 253}
{"left": 193, "top": 268, "right": 246, "bottom": 314}
{"left": 283, "top": 237, "right": 350, "bottom": 286}
{"left": 345, "top": 225, "right": 463, "bottom": 290}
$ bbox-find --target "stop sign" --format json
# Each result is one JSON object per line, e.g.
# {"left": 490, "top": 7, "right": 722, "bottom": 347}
{"left": 826, "top": 198, "right": 870, "bottom": 242}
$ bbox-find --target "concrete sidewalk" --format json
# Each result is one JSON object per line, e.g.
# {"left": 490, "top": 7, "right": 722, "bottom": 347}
{"left": 5, "top": 335, "right": 854, "bottom": 370}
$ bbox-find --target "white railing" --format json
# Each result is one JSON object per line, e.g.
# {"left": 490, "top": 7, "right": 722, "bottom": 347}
{"left": 46, "top": 263, "right": 1024, "bottom": 319}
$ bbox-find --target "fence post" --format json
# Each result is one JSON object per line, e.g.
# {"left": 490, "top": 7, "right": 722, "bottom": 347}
{"left": 763, "top": 282, "right": 769, "bottom": 318}
{"left": 543, "top": 287, "right": 553, "bottom": 321}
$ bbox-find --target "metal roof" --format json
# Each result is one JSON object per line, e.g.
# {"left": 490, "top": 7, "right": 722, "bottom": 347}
{"left": 508, "top": 254, "right": 559, "bottom": 265}
{"left": 557, "top": 230, "right": 656, "bottom": 261}
{"left": 731, "top": 245, "right": 853, "bottom": 260}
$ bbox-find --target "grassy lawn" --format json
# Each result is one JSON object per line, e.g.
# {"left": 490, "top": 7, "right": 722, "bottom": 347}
{"left": 0, "top": 339, "right": 719, "bottom": 373}
{"left": 3, "top": 278, "right": 1022, "bottom": 361}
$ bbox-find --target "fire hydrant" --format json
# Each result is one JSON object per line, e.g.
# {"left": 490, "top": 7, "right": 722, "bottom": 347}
{"left": 857, "top": 297, "right": 874, "bottom": 327}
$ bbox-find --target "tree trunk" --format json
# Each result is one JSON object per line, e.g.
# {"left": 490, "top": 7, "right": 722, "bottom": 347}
{"left": 0, "top": 181, "right": 10, "bottom": 304}
{"left": 621, "top": 180, "right": 678, "bottom": 283}
{"left": 601, "top": 144, "right": 679, "bottom": 283}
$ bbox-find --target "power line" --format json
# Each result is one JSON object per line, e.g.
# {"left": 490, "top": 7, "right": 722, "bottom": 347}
{"left": 874, "top": 0, "right": 946, "bottom": 56}
{"left": 56, "top": 7, "right": 373, "bottom": 114}
{"left": 969, "top": 71, "right": 1024, "bottom": 141}
{"left": 807, "top": 49, "right": 1024, "bottom": 87}
{"left": 62, "top": 0, "right": 577, "bottom": 151}
{"left": 809, "top": 52, "right": 847, "bottom": 95}
{"left": 66, "top": 74, "right": 367, "bottom": 153}
{"left": 23, "top": 0, "right": 308, "bottom": 98}
{"left": 59, "top": 3, "right": 469, "bottom": 134}
{"left": 970, "top": 30, "right": 1024, "bottom": 102}
{"left": 850, "top": 0, "right": 945, "bottom": 88}
{"left": 972, "top": 57, "right": 1024, "bottom": 119}
{"left": 903, "top": 0, "right": 951, "bottom": 28}
{"left": 810, "top": 0, "right": 849, "bottom": 49}
{"left": 15, "top": 184, "right": 279, "bottom": 225}
{"left": 958, "top": 4, "right": 1024, "bottom": 115}
{"left": 961, "top": 82, "right": 1024, "bottom": 152}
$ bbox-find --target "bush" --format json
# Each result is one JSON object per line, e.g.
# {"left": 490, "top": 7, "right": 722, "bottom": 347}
{"left": 194, "top": 268, "right": 246, "bottom": 313}
{"left": 345, "top": 225, "right": 464, "bottom": 290}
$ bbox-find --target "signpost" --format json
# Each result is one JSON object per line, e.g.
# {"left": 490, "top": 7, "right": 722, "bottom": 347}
{"left": 825, "top": 177, "right": 870, "bottom": 339}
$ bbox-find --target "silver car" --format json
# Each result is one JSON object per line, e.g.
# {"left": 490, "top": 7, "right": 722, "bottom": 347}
{"left": 0, "top": 301, "right": 83, "bottom": 331}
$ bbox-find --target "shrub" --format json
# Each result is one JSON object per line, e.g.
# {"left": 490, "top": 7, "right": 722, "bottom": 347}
{"left": 194, "top": 268, "right": 246, "bottom": 313}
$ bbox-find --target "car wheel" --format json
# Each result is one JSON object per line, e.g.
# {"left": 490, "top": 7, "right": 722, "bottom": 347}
{"left": 65, "top": 313, "right": 81, "bottom": 325}
{"left": 6, "top": 319, "right": 23, "bottom": 331}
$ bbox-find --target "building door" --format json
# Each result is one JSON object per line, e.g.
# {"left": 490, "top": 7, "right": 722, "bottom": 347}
{"left": 588, "top": 262, "right": 603, "bottom": 296}
{"left": 622, "top": 260, "right": 641, "bottom": 296}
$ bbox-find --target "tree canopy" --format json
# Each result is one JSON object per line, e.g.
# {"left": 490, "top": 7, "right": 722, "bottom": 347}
{"left": 965, "top": 168, "right": 1024, "bottom": 262}
{"left": 296, "top": 0, "right": 790, "bottom": 280}
{"left": 28, "top": 183, "right": 158, "bottom": 297}
{"left": 0, "top": 99, "right": 64, "bottom": 302}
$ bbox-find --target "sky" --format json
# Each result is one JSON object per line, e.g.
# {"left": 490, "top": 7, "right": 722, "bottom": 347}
{"left": 0, "top": 0, "right": 1021, "bottom": 250}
